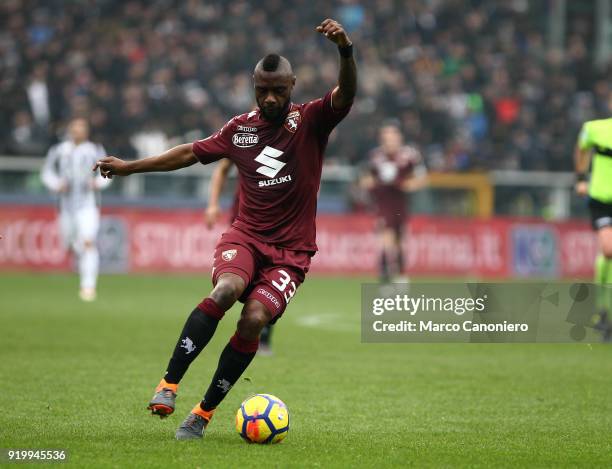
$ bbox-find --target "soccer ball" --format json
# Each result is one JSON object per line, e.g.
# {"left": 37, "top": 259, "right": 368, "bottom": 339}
{"left": 236, "top": 394, "right": 289, "bottom": 444}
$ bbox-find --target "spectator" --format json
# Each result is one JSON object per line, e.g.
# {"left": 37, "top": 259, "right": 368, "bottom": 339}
{"left": 0, "top": 0, "right": 609, "bottom": 170}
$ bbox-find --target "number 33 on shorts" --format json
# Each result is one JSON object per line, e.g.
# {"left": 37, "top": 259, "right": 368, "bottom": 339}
{"left": 271, "top": 269, "right": 297, "bottom": 304}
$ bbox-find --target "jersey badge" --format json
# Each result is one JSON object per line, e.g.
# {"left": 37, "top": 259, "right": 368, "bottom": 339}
{"left": 284, "top": 110, "right": 301, "bottom": 133}
{"left": 222, "top": 249, "right": 237, "bottom": 261}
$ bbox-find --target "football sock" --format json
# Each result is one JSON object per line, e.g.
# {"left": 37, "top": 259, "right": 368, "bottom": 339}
{"left": 200, "top": 332, "right": 258, "bottom": 412}
{"left": 164, "top": 298, "right": 225, "bottom": 384}
{"left": 260, "top": 324, "right": 273, "bottom": 346}
{"left": 596, "top": 254, "right": 608, "bottom": 310}
{"left": 191, "top": 403, "right": 215, "bottom": 422}
{"left": 595, "top": 254, "right": 612, "bottom": 311}
{"left": 397, "top": 247, "right": 405, "bottom": 276}
{"left": 607, "top": 256, "right": 612, "bottom": 310}
{"left": 388, "top": 246, "right": 401, "bottom": 278}
{"left": 79, "top": 246, "right": 99, "bottom": 290}
{"left": 379, "top": 252, "right": 389, "bottom": 283}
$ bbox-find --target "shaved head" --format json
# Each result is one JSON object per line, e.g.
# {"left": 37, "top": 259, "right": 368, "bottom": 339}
{"left": 253, "top": 54, "right": 296, "bottom": 121}
{"left": 254, "top": 53, "right": 293, "bottom": 76}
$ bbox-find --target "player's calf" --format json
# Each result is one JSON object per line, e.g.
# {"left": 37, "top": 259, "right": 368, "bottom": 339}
{"left": 192, "top": 302, "right": 268, "bottom": 426}
{"left": 236, "top": 301, "right": 272, "bottom": 341}
{"left": 162, "top": 299, "right": 227, "bottom": 385}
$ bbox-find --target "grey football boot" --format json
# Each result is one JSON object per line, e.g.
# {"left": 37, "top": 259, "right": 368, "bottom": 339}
{"left": 147, "top": 381, "right": 177, "bottom": 418}
{"left": 175, "top": 405, "right": 214, "bottom": 440}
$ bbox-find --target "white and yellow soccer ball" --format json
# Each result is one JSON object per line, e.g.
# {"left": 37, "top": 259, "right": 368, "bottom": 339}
{"left": 235, "top": 394, "right": 289, "bottom": 444}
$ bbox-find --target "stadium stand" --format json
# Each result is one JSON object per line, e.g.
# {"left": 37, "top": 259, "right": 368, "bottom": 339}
{"left": 1, "top": 0, "right": 610, "bottom": 171}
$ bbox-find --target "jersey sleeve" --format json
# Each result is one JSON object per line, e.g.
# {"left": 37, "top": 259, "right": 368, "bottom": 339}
{"left": 192, "top": 119, "right": 234, "bottom": 164}
{"left": 40, "top": 145, "right": 63, "bottom": 192}
{"left": 305, "top": 89, "right": 352, "bottom": 136}
{"left": 578, "top": 122, "right": 593, "bottom": 150}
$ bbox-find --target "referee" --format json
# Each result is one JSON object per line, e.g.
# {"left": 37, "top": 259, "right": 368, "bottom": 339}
{"left": 574, "top": 117, "right": 612, "bottom": 339}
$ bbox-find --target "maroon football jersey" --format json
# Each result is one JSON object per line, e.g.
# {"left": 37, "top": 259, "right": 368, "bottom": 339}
{"left": 369, "top": 145, "right": 423, "bottom": 220}
{"left": 193, "top": 90, "right": 351, "bottom": 252}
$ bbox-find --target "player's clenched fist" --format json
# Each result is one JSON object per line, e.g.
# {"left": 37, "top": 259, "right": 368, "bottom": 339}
{"left": 94, "top": 156, "right": 131, "bottom": 179}
{"left": 316, "top": 19, "right": 351, "bottom": 47}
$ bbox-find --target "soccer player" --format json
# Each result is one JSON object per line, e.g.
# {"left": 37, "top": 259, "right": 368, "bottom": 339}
{"left": 575, "top": 116, "right": 612, "bottom": 340}
{"left": 205, "top": 158, "right": 274, "bottom": 355}
{"left": 41, "top": 118, "right": 110, "bottom": 301}
{"left": 95, "top": 18, "right": 356, "bottom": 439}
{"left": 361, "top": 120, "right": 427, "bottom": 283}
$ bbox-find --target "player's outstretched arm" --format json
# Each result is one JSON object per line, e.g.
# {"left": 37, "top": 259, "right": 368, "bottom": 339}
{"left": 402, "top": 173, "right": 429, "bottom": 192}
{"left": 574, "top": 124, "right": 593, "bottom": 197}
{"left": 41, "top": 146, "right": 68, "bottom": 193}
{"left": 94, "top": 143, "right": 197, "bottom": 179}
{"left": 316, "top": 18, "right": 357, "bottom": 110}
{"left": 402, "top": 155, "right": 429, "bottom": 192}
{"left": 574, "top": 143, "right": 591, "bottom": 196}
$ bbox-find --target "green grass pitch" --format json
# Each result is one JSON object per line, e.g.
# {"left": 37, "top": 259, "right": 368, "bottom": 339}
{"left": 1, "top": 273, "right": 611, "bottom": 468}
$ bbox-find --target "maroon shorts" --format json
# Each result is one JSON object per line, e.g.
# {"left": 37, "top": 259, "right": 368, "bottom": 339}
{"left": 212, "top": 227, "right": 312, "bottom": 322}
{"left": 376, "top": 205, "right": 407, "bottom": 236}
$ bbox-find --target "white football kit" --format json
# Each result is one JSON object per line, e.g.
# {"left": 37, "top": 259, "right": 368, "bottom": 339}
{"left": 41, "top": 140, "right": 110, "bottom": 293}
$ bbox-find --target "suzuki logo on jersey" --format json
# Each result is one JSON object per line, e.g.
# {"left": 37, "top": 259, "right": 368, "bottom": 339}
{"left": 284, "top": 110, "right": 301, "bottom": 133}
{"left": 232, "top": 133, "right": 259, "bottom": 148}
{"left": 255, "top": 146, "right": 286, "bottom": 178}
{"left": 259, "top": 175, "right": 292, "bottom": 187}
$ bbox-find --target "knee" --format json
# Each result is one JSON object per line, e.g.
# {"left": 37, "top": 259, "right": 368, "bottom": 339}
{"left": 211, "top": 274, "right": 245, "bottom": 309}
{"left": 600, "top": 231, "right": 612, "bottom": 259}
{"left": 381, "top": 230, "right": 397, "bottom": 249}
{"left": 237, "top": 303, "right": 271, "bottom": 340}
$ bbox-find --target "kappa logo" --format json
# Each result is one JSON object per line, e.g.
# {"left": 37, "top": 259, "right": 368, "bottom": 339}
{"left": 284, "top": 110, "right": 301, "bottom": 133}
{"left": 222, "top": 249, "right": 237, "bottom": 261}
{"left": 256, "top": 287, "right": 281, "bottom": 309}
{"left": 180, "top": 337, "right": 196, "bottom": 354}
{"left": 255, "top": 146, "right": 286, "bottom": 178}
{"left": 236, "top": 124, "right": 257, "bottom": 133}
{"left": 217, "top": 378, "right": 232, "bottom": 393}
{"left": 233, "top": 133, "right": 259, "bottom": 148}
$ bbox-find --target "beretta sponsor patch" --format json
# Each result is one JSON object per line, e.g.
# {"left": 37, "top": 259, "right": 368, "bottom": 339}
{"left": 232, "top": 133, "right": 259, "bottom": 148}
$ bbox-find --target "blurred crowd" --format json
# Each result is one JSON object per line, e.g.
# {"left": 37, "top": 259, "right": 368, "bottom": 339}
{"left": 1, "top": 0, "right": 610, "bottom": 171}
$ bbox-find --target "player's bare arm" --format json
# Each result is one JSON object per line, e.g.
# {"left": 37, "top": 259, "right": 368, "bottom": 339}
{"left": 360, "top": 173, "right": 375, "bottom": 191}
{"left": 206, "top": 158, "right": 233, "bottom": 229}
{"left": 401, "top": 173, "right": 429, "bottom": 192}
{"left": 573, "top": 143, "right": 591, "bottom": 196}
{"left": 316, "top": 19, "right": 357, "bottom": 110}
{"left": 94, "top": 143, "right": 197, "bottom": 179}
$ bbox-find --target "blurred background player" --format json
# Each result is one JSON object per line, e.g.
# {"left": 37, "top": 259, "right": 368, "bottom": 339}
{"left": 41, "top": 118, "right": 110, "bottom": 301}
{"left": 205, "top": 158, "right": 274, "bottom": 355}
{"left": 575, "top": 116, "right": 612, "bottom": 340}
{"left": 361, "top": 121, "right": 427, "bottom": 283}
